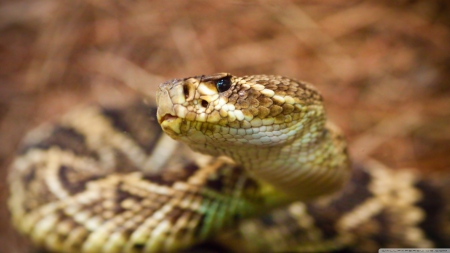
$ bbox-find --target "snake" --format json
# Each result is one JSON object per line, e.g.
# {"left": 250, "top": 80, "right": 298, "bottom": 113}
{"left": 8, "top": 73, "right": 450, "bottom": 252}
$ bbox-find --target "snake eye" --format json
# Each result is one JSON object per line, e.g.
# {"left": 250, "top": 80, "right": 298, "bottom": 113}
{"left": 215, "top": 77, "right": 231, "bottom": 93}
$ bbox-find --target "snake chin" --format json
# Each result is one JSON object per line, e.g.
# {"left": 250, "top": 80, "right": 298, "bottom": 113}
{"left": 159, "top": 114, "right": 183, "bottom": 138}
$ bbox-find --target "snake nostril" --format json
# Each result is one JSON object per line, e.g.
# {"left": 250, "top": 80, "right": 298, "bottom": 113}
{"left": 183, "top": 85, "right": 189, "bottom": 99}
{"left": 201, "top": 100, "right": 208, "bottom": 108}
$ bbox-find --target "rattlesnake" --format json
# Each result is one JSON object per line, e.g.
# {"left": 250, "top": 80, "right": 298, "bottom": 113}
{"left": 8, "top": 73, "right": 450, "bottom": 252}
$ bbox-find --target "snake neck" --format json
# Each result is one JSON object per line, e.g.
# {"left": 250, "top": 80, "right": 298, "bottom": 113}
{"left": 200, "top": 124, "right": 351, "bottom": 201}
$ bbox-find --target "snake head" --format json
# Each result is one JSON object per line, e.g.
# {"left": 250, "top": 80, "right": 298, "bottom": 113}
{"left": 156, "top": 73, "right": 325, "bottom": 156}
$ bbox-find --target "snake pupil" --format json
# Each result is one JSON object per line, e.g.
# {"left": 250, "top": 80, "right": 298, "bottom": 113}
{"left": 216, "top": 77, "right": 231, "bottom": 93}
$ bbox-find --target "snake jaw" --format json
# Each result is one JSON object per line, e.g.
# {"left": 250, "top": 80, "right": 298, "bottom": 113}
{"left": 160, "top": 116, "right": 182, "bottom": 137}
{"left": 159, "top": 114, "right": 178, "bottom": 123}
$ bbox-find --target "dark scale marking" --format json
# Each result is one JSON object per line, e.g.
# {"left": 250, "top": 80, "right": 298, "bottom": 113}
{"left": 20, "top": 126, "right": 96, "bottom": 158}
{"left": 304, "top": 203, "right": 338, "bottom": 239}
{"left": 143, "top": 162, "right": 200, "bottom": 187}
{"left": 22, "top": 166, "right": 36, "bottom": 184}
{"left": 305, "top": 166, "right": 374, "bottom": 239}
{"left": 370, "top": 211, "right": 396, "bottom": 247}
{"left": 58, "top": 165, "right": 104, "bottom": 195}
{"left": 206, "top": 164, "right": 252, "bottom": 195}
{"left": 101, "top": 103, "right": 163, "bottom": 155}
{"left": 166, "top": 206, "right": 185, "bottom": 224}
{"left": 101, "top": 108, "right": 130, "bottom": 133}
{"left": 177, "top": 227, "right": 191, "bottom": 238}
{"left": 113, "top": 183, "right": 145, "bottom": 214}
{"left": 325, "top": 165, "right": 373, "bottom": 213}
{"left": 205, "top": 170, "right": 226, "bottom": 192}
{"left": 414, "top": 180, "right": 450, "bottom": 247}
{"left": 112, "top": 149, "right": 141, "bottom": 173}
{"left": 183, "top": 162, "right": 200, "bottom": 179}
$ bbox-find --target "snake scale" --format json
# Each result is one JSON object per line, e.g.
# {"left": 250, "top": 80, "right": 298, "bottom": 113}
{"left": 8, "top": 73, "right": 450, "bottom": 252}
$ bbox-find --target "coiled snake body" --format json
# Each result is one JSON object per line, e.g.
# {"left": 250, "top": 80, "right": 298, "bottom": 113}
{"left": 8, "top": 74, "right": 450, "bottom": 252}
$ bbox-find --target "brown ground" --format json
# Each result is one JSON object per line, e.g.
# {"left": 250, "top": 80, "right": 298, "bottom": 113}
{"left": 1, "top": 1, "right": 449, "bottom": 252}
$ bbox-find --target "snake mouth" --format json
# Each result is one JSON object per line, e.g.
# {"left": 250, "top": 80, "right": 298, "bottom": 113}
{"left": 158, "top": 114, "right": 178, "bottom": 124}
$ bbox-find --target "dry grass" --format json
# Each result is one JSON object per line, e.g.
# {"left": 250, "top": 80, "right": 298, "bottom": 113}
{"left": 1, "top": 0, "right": 449, "bottom": 251}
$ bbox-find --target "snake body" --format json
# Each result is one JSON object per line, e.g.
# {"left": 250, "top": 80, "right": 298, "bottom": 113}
{"left": 8, "top": 74, "right": 450, "bottom": 252}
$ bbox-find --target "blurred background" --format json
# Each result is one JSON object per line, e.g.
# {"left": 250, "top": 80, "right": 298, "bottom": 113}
{"left": 1, "top": 0, "right": 449, "bottom": 252}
